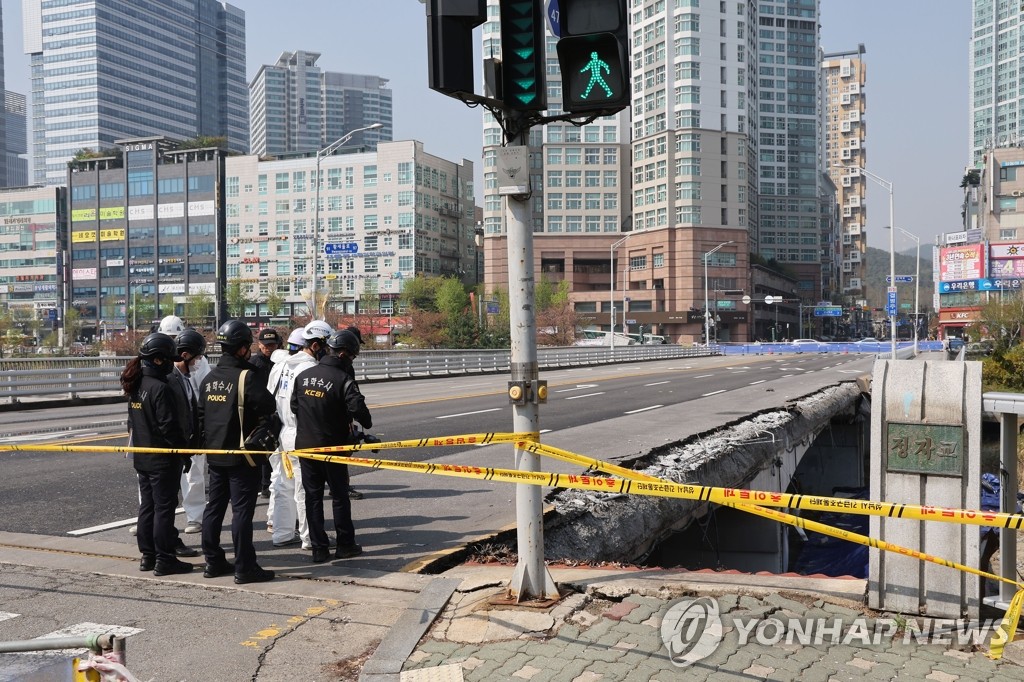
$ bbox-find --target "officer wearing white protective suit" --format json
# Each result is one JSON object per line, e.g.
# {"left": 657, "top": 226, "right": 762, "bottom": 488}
{"left": 157, "top": 315, "right": 211, "bottom": 534}
{"left": 266, "top": 320, "right": 333, "bottom": 549}
{"left": 264, "top": 327, "right": 303, "bottom": 535}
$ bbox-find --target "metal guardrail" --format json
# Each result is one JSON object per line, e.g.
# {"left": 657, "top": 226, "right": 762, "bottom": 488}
{"left": 0, "top": 345, "right": 716, "bottom": 404}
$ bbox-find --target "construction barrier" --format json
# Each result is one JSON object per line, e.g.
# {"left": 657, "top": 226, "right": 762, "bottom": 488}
{"left": 3, "top": 432, "right": 1022, "bottom": 658}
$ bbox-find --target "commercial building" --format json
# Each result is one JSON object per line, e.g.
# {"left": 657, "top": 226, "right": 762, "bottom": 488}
{"left": 249, "top": 51, "right": 392, "bottom": 157}
{"left": 5, "top": 92, "right": 28, "bottom": 187}
{"left": 66, "top": 137, "right": 227, "bottom": 340}
{"left": 0, "top": 186, "right": 65, "bottom": 335}
{"left": 24, "top": 0, "right": 247, "bottom": 186}
{"left": 223, "top": 140, "right": 477, "bottom": 321}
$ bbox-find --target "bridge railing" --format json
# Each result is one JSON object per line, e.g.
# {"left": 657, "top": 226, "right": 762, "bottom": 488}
{"left": 0, "top": 344, "right": 718, "bottom": 404}
{"left": 717, "top": 340, "right": 940, "bottom": 356}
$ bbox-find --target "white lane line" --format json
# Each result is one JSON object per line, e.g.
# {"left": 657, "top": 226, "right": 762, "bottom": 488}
{"left": 694, "top": 374, "right": 713, "bottom": 379}
{"left": 539, "top": 429, "right": 552, "bottom": 434}
{"left": 782, "top": 374, "right": 794, "bottom": 378}
{"left": 730, "top": 371, "right": 747, "bottom": 374}
{"left": 436, "top": 408, "right": 502, "bottom": 420}
{"left": 702, "top": 390, "right": 726, "bottom": 397}
{"left": 644, "top": 381, "right": 670, "bottom": 386}
{"left": 68, "top": 507, "right": 185, "bottom": 536}
{"left": 565, "top": 392, "right": 605, "bottom": 400}
{"left": 625, "top": 405, "right": 663, "bottom": 415}
{"left": 554, "top": 384, "right": 599, "bottom": 393}
{"left": 0, "top": 613, "right": 18, "bottom": 622}
{"left": 749, "top": 380, "right": 766, "bottom": 385}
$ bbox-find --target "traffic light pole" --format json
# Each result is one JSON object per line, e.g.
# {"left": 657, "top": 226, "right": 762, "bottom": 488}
{"left": 504, "top": 114, "right": 559, "bottom": 603}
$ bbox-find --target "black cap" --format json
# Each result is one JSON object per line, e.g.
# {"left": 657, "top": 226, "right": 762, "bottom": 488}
{"left": 346, "top": 326, "right": 365, "bottom": 345}
{"left": 258, "top": 328, "right": 281, "bottom": 344}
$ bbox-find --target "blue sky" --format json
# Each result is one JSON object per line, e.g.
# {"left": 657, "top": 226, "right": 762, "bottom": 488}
{"left": 3, "top": 0, "right": 969, "bottom": 252}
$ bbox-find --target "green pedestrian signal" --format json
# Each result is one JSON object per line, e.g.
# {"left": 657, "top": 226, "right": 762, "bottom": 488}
{"left": 556, "top": 1, "right": 630, "bottom": 114}
{"left": 499, "top": 0, "right": 546, "bottom": 111}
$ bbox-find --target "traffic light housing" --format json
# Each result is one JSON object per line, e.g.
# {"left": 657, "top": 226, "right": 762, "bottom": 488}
{"left": 499, "top": 0, "right": 547, "bottom": 111}
{"left": 427, "top": 0, "right": 486, "bottom": 98}
{"left": 556, "top": 0, "right": 630, "bottom": 114}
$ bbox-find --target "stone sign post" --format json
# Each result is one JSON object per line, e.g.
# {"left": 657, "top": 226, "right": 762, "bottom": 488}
{"left": 869, "top": 359, "right": 981, "bottom": 619}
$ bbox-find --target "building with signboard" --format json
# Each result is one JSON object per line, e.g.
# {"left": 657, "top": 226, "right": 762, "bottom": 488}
{"left": 223, "top": 139, "right": 477, "bottom": 321}
{"left": 0, "top": 185, "right": 65, "bottom": 336}
{"left": 24, "top": 0, "right": 247, "bottom": 186}
{"left": 249, "top": 51, "right": 393, "bottom": 158}
{"left": 66, "top": 137, "right": 226, "bottom": 340}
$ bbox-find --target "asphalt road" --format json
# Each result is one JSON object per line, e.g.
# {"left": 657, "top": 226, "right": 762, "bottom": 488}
{"left": 0, "top": 352, "right": 871, "bottom": 537}
{"left": 0, "top": 351, "right": 878, "bottom": 681}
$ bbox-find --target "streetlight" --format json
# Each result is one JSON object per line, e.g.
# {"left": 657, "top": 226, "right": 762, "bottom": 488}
{"left": 885, "top": 225, "right": 921, "bottom": 354}
{"left": 703, "top": 241, "right": 734, "bottom": 347}
{"left": 836, "top": 164, "right": 896, "bottom": 359}
{"left": 310, "top": 122, "right": 384, "bottom": 320}
{"left": 609, "top": 233, "right": 633, "bottom": 348}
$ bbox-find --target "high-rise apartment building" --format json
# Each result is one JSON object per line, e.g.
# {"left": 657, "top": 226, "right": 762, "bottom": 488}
{"left": 755, "top": 0, "right": 826, "bottom": 307}
{"left": 0, "top": 4, "right": 8, "bottom": 190}
{"left": 5, "top": 92, "right": 28, "bottom": 187}
{"left": 249, "top": 51, "right": 392, "bottom": 157}
{"left": 969, "top": 0, "right": 1024, "bottom": 162}
{"left": 24, "top": 0, "right": 247, "bottom": 186}
{"left": 822, "top": 47, "right": 867, "bottom": 300}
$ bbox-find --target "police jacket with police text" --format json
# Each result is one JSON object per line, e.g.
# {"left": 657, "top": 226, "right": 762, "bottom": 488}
{"left": 199, "top": 353, "right": 277, "bottom": 467}
{"left": 291, "top": 355, "right": 372, "bottom": 451}
{"left": 128, "top": 364, "right": 189, "bottom": 473}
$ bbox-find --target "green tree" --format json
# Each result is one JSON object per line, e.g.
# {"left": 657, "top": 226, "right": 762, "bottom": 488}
{"left": 184, "top": 291, "right": 214, "bottom": 327}
{"left": 264, "top": 287, "right": 284, "bottom": 317}
{"left": 399, "top": 274, "right": 440, "bottom": 312}
{"left": 225, "top": 279, "right": 255, "bottom": 318}
{"left": 64, "top": 307, "right": 83, "bottom": 345}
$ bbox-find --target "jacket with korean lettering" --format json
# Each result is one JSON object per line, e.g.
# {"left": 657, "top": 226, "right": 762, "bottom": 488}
{"left": 198, "top": 352, "right": 277, "bottom": 467}
{"left": 128, "top": 363, "right": 189, "bottom": 472}
{"left": 291, "top": 355, "right": 372, "bottom": 451}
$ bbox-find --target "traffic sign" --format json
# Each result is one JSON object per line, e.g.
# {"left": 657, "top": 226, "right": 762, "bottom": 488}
{"left": 813, "top": 306, "right": 843, "bottom": 317}
{"left": 324, "top": 242, "right": 358, "bottom": 256}
{"left": 741, "top": 295, "right": 752, "bottom": 305}
{"left": 764, "top": 295, "right": 776, "bottom": 305}
{"left": 625, "top": 319, "right": 636, "bottom": 325}
{"left": 886, "top": 276, "right": 914, "bottom": 284}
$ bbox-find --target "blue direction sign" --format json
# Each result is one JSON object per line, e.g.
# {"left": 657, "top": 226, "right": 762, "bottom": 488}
{"left": 324, "top": 242, "right": 358, "bottom": 256}
{"left": 546, "top": 0, "right": 561, "bottom": 37}
{"left": 813, "top": 306, "right": 843, "bottom": 317}
{"left": 886, "top": 289, "right": 897, "bottom": 317}
{"left": 885, "top": 275, "right": 914, "bottom": 284}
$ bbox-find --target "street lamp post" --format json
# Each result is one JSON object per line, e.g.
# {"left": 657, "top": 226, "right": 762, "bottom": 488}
{"left": 703, "top": 241, "right": 733, "bottom": 346}
{"left": 609, "top": 234, "right": 633, "bottom": 348}
{"left": 887, "top": 225, "right": 921, "bottom": 354}
{"left": 310, "top": 122, "right": 384, "bottom": 320}
{"left": 840, "top": 165, "right": 896, "bottom": 358}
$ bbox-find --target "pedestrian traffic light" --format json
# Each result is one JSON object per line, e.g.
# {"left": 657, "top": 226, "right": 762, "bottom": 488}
{"left": 499, "top": 0, "right": 546, "bottom": 111}
{"left": 426, "top": 0, "right": 486, "bottom": 99}
{"left": 556, "top": 0, "right": 630, "bottom": 114}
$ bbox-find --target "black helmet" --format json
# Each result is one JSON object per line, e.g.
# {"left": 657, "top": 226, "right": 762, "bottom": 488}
{"left": 216, "top": 319, "right": 253, "bottom": 350}
{"left": 139, "top": 333, "right": 181, "bottom": 361}
{"left": 326, "top": 329, "right": 360, "bottom": 357}
{"left": 176, "top": 329, "right": 207, "bottom": 357}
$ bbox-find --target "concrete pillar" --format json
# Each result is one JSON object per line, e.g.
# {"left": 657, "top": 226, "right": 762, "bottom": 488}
{"left": 869, "top": 359, "right": 981, "bottom": 619}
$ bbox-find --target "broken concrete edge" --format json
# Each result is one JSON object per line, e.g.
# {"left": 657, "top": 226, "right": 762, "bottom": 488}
{"left": 358, "top": 577, "right": 460, "bottom": 679}
{"left": 541, "top": 381, "right": 868, "bottom": 563}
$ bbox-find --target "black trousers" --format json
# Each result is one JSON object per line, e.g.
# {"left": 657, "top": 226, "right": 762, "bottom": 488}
{"left": 300, "top": 458, "right": 355, "bottom": 551}
{"left": 202, "top": 464, "right": 261, "bottom": 574}
{"left": 136, "top": 464, "right": 184, "bottom": 563}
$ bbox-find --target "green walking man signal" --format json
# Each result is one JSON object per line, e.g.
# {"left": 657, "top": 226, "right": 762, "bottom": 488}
{"left": 556, "top": 0, "right": 630, "bottom": 114}
{"left": 580, "top": 51, "right": 613, "bottom": 99}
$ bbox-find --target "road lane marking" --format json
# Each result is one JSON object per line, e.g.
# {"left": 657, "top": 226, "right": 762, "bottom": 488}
{"left": 730, "top": 371, "right": 747, "bottom": 374}
{"left": 624, "top": 405, "right": 663, "bottom": 414}
{"left": 749, "top": 380, "right": 766, "bottom": 385}
{"left": 435, "top": 408, "right": 502, "bottom": 420}
{"left": 554, "top": 384, "right": 599, "bottom": 393}
{"left": 565, "top": 392, "right": 605, "bottom": 400}
{"left": 644, "top": 381, "right": 670, "bottom": 386}
{"left": 782, "top": 374, "right": 794, "bottom": 378}
{"left": 68, "top": 508, "right": 185, "bottom": 536}
{"left": 694, "top": 374, "right": 713, "bottom": 378}
{"left": 702, "top": 390, "right": 726, "bottom": 397}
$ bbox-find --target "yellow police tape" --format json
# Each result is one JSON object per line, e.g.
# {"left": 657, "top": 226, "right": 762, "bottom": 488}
{"left": 6, "top": 432, "right": 1022, "bottom": 656}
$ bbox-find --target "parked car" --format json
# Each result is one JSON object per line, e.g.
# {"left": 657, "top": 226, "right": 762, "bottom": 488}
{"left": 965, "top": 341, "right": 993, "bottom": 359}
{"left": 790, "top": 338, "right": 819, "bottom": 353}
{"left": 856, "top": 337, "right": 879, "bottom": 344}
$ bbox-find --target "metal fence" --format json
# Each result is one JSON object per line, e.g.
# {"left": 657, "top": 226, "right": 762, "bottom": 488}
{"left": 0, "top": 344, "right": 716, "bottom": 404}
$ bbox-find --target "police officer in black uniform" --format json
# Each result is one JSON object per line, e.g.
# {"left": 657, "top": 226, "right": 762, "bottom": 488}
{"left": 121, "top": 333, "right": 194, "bottom": 576}
{"left": 198, "top": 319, "right": 277, "bottom": 584}
{"left": 291, "top": 329, "right": 372, "bottom": 563}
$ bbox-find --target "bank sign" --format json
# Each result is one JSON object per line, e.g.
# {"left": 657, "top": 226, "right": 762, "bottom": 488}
{"left": 939, "top": 277, "right": 1023, "bottom": 293}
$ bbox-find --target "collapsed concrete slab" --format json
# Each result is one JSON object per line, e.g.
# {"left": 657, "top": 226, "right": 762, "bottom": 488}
{"left": 542, "top": 381, "right": 868, "bottom": 564}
